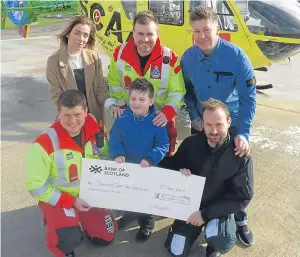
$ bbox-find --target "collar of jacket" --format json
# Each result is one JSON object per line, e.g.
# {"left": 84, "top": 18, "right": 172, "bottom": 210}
{"left": 120, "top": 37, "right": 164, "bottom": 76}
{"left": 207, "top": 132, "right": 231, "bottom": 154}
{"left": 196, "top": 36, "right": 221, "bottom": 61}
{"left": 51, "top": 114, "right": 100, "bottom": 152}
{"left": 58, "top": 46, "right": 95, "bottom": 68}
{"left": 123, "top": 104, "right": 156, "bottom": 122}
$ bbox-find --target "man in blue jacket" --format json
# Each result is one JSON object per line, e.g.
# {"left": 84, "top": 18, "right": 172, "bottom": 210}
{"left": 181, "top": 6, "right": 256, "bottom": 246}
{"left": 109, "top": 77, "right": 169, "bottom": 242}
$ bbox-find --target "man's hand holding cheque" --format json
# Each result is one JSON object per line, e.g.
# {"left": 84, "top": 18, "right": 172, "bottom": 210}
{"left": 180, "top": 168, "right": 205, "bottom": 227}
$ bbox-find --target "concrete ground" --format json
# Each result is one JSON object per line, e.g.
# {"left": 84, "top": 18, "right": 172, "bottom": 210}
{"left": 1, "top": 23, "right": 300, "bottom": 257}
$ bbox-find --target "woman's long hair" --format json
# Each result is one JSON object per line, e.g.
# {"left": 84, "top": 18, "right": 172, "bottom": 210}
{"left": 57, "top": 15, "right": 96, "bottom": 50}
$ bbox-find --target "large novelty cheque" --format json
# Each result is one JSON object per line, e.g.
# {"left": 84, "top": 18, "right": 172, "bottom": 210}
{"left": 80, "top": 159, "right": 206, "bottom": 221}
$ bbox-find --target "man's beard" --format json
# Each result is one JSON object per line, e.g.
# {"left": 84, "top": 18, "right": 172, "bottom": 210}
{"left": 207, "top": 132, "right": 227, "bottom": 147}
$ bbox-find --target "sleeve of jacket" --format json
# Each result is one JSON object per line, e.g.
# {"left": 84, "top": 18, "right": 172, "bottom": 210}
{"left": 181, "top": 55, "right": 201, "bottom": 121}
{"left": 95, "top": 53, "right": 109, "bottom": 108}
{"left": 235, "top": 50, "right": 256, "bottom": 141}
{"left": 108, "top": 118, "right": 126, "bottom": 159}
{"left": 162, "top": 53, "right": 186, "bottom": 122}
{"left": 145, "top": 126, "right": 170, "bottom": 166}
{"left": 26, "top": 143, "right": 75, "bottom": 209}
{"left": 46, "top": 57, "right": 63, "bottom": 105}
{"left": 102, "top": 137, "right": 110, "bottom": 158}
{"left": 201, "top": 156, "right": 254, "bottom": 222}
{"left": 159, "top": 137, "right": 189, "bottom": 171}
{"left": 106, "top": 47, "right": 128, "bottom": 109}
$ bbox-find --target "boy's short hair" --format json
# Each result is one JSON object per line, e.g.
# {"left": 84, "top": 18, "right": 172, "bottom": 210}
{"left": 56, "top": 90, "right": 87, "bottom": 111}
{"left": 202, "top": 98, "right": 230, "bottom": 120}
{"left": 130, "top": 78, "right": 154, "bottom": 98}
{"left": 190, "top": 6, "right": 218, "bottom": 24}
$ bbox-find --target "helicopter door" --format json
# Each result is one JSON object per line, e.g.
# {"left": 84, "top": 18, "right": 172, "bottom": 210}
{"left": 187, "top": 0, "right": 252, "bottom": 53}
{"left": 149, "top": 0, "right": 185, "bottom": 55}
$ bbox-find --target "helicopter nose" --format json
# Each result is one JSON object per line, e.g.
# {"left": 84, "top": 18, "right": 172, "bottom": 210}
{"left": 256, "top": 41, "right": 300, "bottom": 62}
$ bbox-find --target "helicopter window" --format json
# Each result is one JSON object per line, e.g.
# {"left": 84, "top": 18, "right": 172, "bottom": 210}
{"left": 237, "top": 0, "right": 300, "bottom": 39}
{"left": 189, "top": 1, "right": 238, "bottom": 32}
{"left": 121, "top": 0, "right": 136, "bottom": 20}
{"left": 149, "top": 0, "right": 184, "bottom": 26}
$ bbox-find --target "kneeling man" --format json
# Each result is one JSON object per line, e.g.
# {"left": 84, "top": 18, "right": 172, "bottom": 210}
{"left": 26, "top": 90, "right": 117, "bottom": 257}
{"left": 161, "top": 98, "right": 254, "bottom": 257}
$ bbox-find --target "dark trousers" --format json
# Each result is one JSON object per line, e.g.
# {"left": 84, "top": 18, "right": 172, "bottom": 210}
{"left": 165, "top": 215, "right": 237, "bottom": 257}
{"left": 116, "top": 211, "right": 154, "bottom": 230}
{"left": 190, "top": 127, "right": 248, "bottom": 226}
{"left": 137, "top": 213, "right": 154, "bottom": 230}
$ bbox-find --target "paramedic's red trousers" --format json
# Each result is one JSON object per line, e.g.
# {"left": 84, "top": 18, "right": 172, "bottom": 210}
{"left": 167, "top": 118, "right": 177, "bottom": 155}
{"left": 38, "top": 202, "right": 117, "bottom": 257}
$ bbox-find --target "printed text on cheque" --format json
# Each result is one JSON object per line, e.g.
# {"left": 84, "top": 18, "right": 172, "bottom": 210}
{"left": 80, "top": 159, "right": 206, "bottom": 221}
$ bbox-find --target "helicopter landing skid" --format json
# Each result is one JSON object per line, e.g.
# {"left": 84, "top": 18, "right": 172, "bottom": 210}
{"left": 255, "top": 67, "right": 273, "bottom": 90}
{"left": 256, "top": 83, "right": 273, "bottom": 90}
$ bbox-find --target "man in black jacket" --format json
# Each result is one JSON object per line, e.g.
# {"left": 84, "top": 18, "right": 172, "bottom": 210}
{"left": 161, "top": 98, "right": 254, "bottom": 257}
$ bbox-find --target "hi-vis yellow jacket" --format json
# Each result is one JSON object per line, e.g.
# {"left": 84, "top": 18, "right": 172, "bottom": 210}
{"left": 106, "top": 37, "right": 186, "bottom": 121}
{"left": 26, "top": 114, "right": 108, "bottom": 209}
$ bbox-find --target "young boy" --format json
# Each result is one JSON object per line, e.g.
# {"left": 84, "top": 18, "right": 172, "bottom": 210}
{"left": 108, "top": 77, "right": 170, "bottom": 242}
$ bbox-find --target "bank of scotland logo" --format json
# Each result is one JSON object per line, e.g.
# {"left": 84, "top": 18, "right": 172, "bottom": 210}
{"left": 89, "top": 165, "right": 102, "bottom": 174}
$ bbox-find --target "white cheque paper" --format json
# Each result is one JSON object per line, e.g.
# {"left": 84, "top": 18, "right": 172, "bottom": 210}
{"left": 80, "top": 159, "right": 206, "bottom": 221}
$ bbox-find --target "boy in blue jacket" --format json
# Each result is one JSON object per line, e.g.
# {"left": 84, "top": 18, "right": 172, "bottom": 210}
{"left": 109, "top": 77, "right": 170, "bottom": 242}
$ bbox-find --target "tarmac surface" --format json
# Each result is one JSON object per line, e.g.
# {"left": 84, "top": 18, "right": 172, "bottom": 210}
{"left": 1, "top": 23, "right": 300, "bottom": 257}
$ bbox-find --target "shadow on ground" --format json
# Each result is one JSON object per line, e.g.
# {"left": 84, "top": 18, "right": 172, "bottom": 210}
{"left": 1, "top": 206, "right": 212, "bottom": 257}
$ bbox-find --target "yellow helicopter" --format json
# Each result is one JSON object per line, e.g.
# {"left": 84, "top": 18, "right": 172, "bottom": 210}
{"left": 79, "top": 0, "right": 300, "bottom": 89}
{"left": 2, "top": 1, "right": 300, "bottom": 89}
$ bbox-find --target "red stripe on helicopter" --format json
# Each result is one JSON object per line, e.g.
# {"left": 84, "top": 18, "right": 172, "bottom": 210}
{"left": 219, "top": 33, "right": 231, "bottom": 42}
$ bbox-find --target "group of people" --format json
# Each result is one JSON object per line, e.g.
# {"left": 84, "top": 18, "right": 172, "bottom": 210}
{"left": 26, "top": 6, "right": 256, "bottom": 257}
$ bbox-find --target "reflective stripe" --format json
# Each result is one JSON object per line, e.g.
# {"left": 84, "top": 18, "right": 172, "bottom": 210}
{"left": 171, "top": 234, "right": 186, "bottom": 255}
{"left": 48, "top": 188, "right": 62, "bottom": 206}
{"left": 157, "top": 89, "right": 166, "bottom": 97}
{"left": 159, "top": 47, "right": 171, "bottom": 95}
{"left": 168, "top": 92, "right": 184, "bottom": 101}
{"left": 117, "top": 42, "right": 127, "bottom": 88}
{"left": 45, "top": 128, "right": 66, "bottom": 179}
{"left": 205, "top": 219, "right": 219, "bottom": 238}
{"left": 29, "top": 183, "right": 50, "bottom": 197}
{"left": 166, "top": 102, "right": 180, "bottom": 113}
{"left": 116, "top": 99, "right": 126, "bottom": 106}
{"left": 109, "top": 86, "right": 123, "bottom": 93}
{"left": 44, "top": 128, "right": 81, "bottom": 188}
{"left": 47, "top": 177, "right": 80, "bottom": 187}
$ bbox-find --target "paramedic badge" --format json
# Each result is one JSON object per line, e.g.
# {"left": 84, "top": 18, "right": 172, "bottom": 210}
{"left": 150, "top": 65, "right": 161, "bottom": 79}
{"left": 93, "top": 142, "right": 103, "bottom": 155}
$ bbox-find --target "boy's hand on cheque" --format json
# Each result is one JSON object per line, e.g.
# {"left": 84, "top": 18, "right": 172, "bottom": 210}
{"left": 140, "top": 159, "right": 150, "bottom": 168}
{"left": 115, "top": 156, "right": 125, "bottom": 163}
